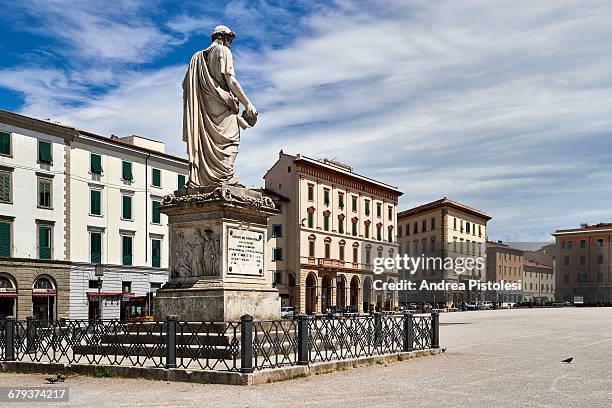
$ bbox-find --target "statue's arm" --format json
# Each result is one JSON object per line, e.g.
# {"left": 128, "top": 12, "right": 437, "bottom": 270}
{"left": 225, "top": 73, "right": 257, "bottom": 116}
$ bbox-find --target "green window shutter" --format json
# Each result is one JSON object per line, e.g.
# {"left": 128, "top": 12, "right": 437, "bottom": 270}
{"left": 122, "top": 161, "right": 133, "bottom": 181}
{"left": 152, "top": 239, "right": 161, "bottom": 268}
{"left": 307, "top": 212, "right": 313, "bottom": 228}
{"left": 0, "top": 172, "right": 11, "bottom": 203}
{"left": 90, "top": 190, "right": 101, "bottom": 215}
{"left": 0, "top": 222, "right": 10, "bottom": 257}
{"left": 323, "top": 216, "right": 329, "bottom": 231}
{"left": 339, "top": 194, "right": 344, "bottom": 208}
{"left": 152, "top": 169, "right": 161, "bottom": 187}
{"left": 122, "top": 195, "right": 132, "bottom": 219}
{"left": 38, "top": 226, "right": 51, "bottom": 260}
{"left": 38, "top": 141, "right": 52, "bottom": 164}
{"left": 178, "top": 174, "right": 186, "bottom": 189}
{"left": 338, "top": 220, "right": 344, "bottom": 234}
{"left": 324, "top": 190, "right": 329, "bottom": 205}
{"left": 91, "top": 232, "right": 102, "bottom": 264}
{"left": 0, "top": 132, "right": 10, "bottom": 156}
{"left": 90, "top": 154, "right": 103, "bottom": 174}
{"left": 122, "top": 236, "right": 133, "bottom": 266}
{"left": 152, "top": 200, "right": 161, "bottom": 224}
{"left": 308, "top": 186, "right": 313, "bottom": 201}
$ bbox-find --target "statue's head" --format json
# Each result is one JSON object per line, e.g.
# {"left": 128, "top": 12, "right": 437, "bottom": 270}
{"left": 211, "top": 25, "right": 236, "bottom": 48}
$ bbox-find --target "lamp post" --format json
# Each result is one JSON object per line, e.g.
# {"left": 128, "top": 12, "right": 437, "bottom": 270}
{"left": 95, "top": 264, "right": 104, "bottom": 320}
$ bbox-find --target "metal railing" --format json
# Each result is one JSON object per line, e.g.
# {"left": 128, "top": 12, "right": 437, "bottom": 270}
{"left": 0, "top": 313, "right": 439, "bottom": 373}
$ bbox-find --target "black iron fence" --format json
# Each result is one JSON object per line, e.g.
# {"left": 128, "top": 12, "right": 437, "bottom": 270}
{"left": 0, "top": 313, "right": 439, "bottom": 373}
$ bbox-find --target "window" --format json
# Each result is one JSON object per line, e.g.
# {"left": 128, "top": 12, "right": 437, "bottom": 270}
{"left": 597, "top": 238, "right": 604, "bottom": 247}
{"left": 578, "top": 272, "right": 587, "bottom": 283}
{"left": 352, "top": 219, "right": 357, "bottom": 236}
{"left": 563, "top": 240, "right": 572, "bottom": 249}
{"left": 478, "top": 225, "right": 482, "bottom": 237}
{"left": 564, "top": 256, "right": 570, "bottom": 266}
{"left": 37, "top": 178, "right": 52, "bottom": 208}
{"left": 308, "top": 240, "right": 315, "bottom": 257}
{"left": 338, "top": 193, "right": 344, "bottom": 209}
{"left": 0, "top": 170, "right": 12, "bottom": 203}
{"left": 323, "top": 189, "right": 330, "bottom": 206}
{"left": 0, "top": 131, "right": 11, "bottom": 156}
{"left": 365, "top": 248, "right": 371, "bottom": 264}
{"left": 89, "top": 280, "right": 101, "bottom": 289}
{"left": 152, "top": 168, "right": 161, "bottom": 187}
{"left": 597, "top": 254, "right": 604, "bottom": 264}
{"left": 579, "top": 239, "right": 586, "bottom": 248}
{"left": 339, "top": 245, "right": 345, "bottom": 261}
{"left": 364, "top": 222, "right": 370, "bottom": 239}
{"left": 38, "top": 141, "right": 52, "bottom": 164}
{"left": 323, "top": 214, "right": 330, "bottom": 231}
{"left": 272, "top": 224, "right": 282, "bottom": 238}
{"left": 88, "top": 189, "right": 101, "bottom": 215}
{"left": 431, "top": 217, "right": 436, "bottom": 230}
{"left": 376, "top": 203, "right": 381, "bottom": 218}
{"left": 0, "top": 221, "right": 11, "bottom": 257}
{"left": 353, "top": 247, "right": 358, "bottom": 262}
{"left": 377, "top": 225, "right": 382, "bottom": 241}
{"left": 90, "top": 153, "right": 103, "bottom": 174}
{"left": 307, "top": 212, "right": 314, "bottom": 228}
{"left": 122, "top": 195, "right": 132, "bottom": 220}
{"left": 351, "top": 196, "right": 357, "bottom": 212}
{"left": 389, "top": 229, "right": 394, "bottom": 243}
{"left": 152, "top": 200, "right": 161, "bottom": 224}
{"left": 122, "top": 235, "right": 133, "bottom": 266}
{"left": 178, "top": 174, "right": 186, "bottom": 189}
{"left": 38, "top": 224, "right": 52, "bottom": 260}
{"left": 324, "top": 242, "right": 331, "bottom": 259}
{"left": 580, "top": 255, "right": 586, "bottom": 265}
{"left": 413, "top": 222, "right": 418, "bottom": 234}
{"left": 564, "top": 271, "right": 570, "bottom": 283}
{"left": 272, "top": 248, "right": 283, "bottom": 261}
{"left": 307, "top": 184, "right": 314, "bottom": 201}
{"left": 365, "top": 200, "right": 370, "bottom": 216}
{"left": 388, "top": 206, "right": 393, "bottom": 221}
{"left": 597, "top": 271, "right": 604, "bottom": 282}
{"left": 152, "top": 239, "right": 161, "bottom": 267}
{"left": 421, "top": 219, "right": 427, "bottom": 232}
{"left": 466, "top": 222, "right": 471, "bottom": 234}
{"left": 90, "top": 231, "right": 102, "bottom": 264}
{"left": 406, "top": 224, "right": 410, "bottom": 236}
{"left": 122, "top": 161, "right": 133, "bottom": 181}
{"left": 338, "top": 217, "right": 344, "bottom": 234}
{"left": 122, "top": 281, "right": 132, "bottom": 293}
{"left": 398, "top": 225, "right": 403, "bottom": 237}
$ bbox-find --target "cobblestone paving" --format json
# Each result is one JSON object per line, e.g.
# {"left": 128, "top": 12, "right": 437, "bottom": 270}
{"left": 1, "top": 308, "right": 610, "bottom": 407}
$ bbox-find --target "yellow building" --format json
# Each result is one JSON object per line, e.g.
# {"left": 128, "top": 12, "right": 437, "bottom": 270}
{"left": 264, "top": 152, "right": 402, "bottom": 314}
{"left": 397, "top": 198, "right": 490, "bottom": 306}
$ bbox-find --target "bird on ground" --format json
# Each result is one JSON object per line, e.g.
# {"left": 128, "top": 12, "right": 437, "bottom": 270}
{"left": 441, "top": 348, "right": 447, "bottom": 353}
{"left": 57, "top": 374, "right": 65, "bottom": 382}
{"left": 562, "top": 357, "right": 573, "bottom": 364}
{"left": 45, "top": 377, "right": 58, "bottom": 384}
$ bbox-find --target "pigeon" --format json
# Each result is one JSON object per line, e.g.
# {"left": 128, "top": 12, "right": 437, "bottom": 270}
{"left": 561, "top": 357, "right": 573, "bottom": 364}
{"left": 45, "top": 377, "right": 58, "bottom": 384}
{"left": 57, "top": 374, "right": 65, "bottom": 382}
{"left": 441, "top": 348, "right": 447, "bottom": 353}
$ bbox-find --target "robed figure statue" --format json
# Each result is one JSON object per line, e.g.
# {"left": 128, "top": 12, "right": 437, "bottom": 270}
{"left": 182, "top": 25, "right": 257, "bottom": 187}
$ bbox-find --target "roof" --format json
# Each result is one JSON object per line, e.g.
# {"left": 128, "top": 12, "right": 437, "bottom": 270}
{"left": 256, "top": 188, "right": 290, "bottom": 202}
{"left": 554, "top": 223, "right": 612, "bottom": 236}
{"left": 0, "top": 109, "right": 188, "bottom": 164}
{"left": 523, "top": 259, "right": 553, "bottom": 270}
{"left": 398, "top": 197, "right": 491, "bottom": 221}
{"left": 486, "top": 241, "right": 524, "bottom": 253}
{"left": 292, "top": 154, "right": 403, "bottom": 197}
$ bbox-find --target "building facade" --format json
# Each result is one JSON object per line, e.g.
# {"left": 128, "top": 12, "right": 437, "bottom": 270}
{"left": 397, "top": 198, "right": 490, "bottom": 306}
{"left": 0, "top": 109, "right": 188, "bottom": 320}
{"left": 554, "top": 223, "right": 612, "bottom": 305}
{"left": 485, "top": 241, "right": 524, "bottom": 304}
{"left": 264, "top": 152, "right": 402, "bottom": 314}
{"left": 522, "top": 259, "right": 554, "bottom": 302}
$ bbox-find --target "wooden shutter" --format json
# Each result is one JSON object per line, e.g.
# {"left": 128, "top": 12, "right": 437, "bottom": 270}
{"left": 152, "top": 200, "right": 161, "bottom": 224}
{"left": 122, "top": 161, "right": 133, "bottom": 181}
{"left": 122, "top": 196, "right": 132, "bottom": 219}
{"left": 39, "top": 226, "right": 51, "bottom": 260}
{"left": 152, "top": 239, "right": 161, "bottom": 268}
{"left": 91, "top": 232, "right": 102, "bottom": 264}
{"left": 0, "top": 172, "right": 10, "bottom": 203}
{"left": 90, "top": 154, "right": 103, "bottom": 174}
{"left": 178, "top": 174, "right": 186, "bottom": 189}
{"left": 0, "top": 132, "right": 10, "bottom": 156}
{"left": 152, "top": 169, "right": 161, "bottom": 187}
{"left": 0, "top": 222, "right": 10, "bottom": 257}
{"left": 38, "top": 141, "right": 53, "bottom": 164}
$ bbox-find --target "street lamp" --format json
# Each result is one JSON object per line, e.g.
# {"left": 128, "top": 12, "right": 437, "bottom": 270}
{"left": 95, "top": 264, "right": 104, "bottom": 320}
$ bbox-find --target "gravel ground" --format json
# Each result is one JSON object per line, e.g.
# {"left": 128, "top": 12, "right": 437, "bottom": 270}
{"left": 1, "top": 307, "right": 610, "bottom": 408}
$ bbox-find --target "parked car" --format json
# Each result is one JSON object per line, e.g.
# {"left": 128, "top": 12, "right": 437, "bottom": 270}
{"left": 344, "top": 305, "right": 358, "bottom": 315}
{"left": 466, "top": 302, "right": 481, "bottom": 310}
{"left": 280, "top": 307, "right": 295, "bottom": 319}
{"left": 481, "top": 302, "right": 494, "bottom": 310}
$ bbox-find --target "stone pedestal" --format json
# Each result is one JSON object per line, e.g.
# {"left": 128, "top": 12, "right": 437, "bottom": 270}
{"left": 154, "top": 183, "right": 280, "bottom": 321}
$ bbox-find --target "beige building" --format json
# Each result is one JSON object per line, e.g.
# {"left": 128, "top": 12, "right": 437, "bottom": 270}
{"left": 522, "top": 258, "right": 554, "bottom": 302}
{"left": 264, "top": 152, "right": 402, "bottom": 314}
{"left": 486, "top": 241, "right": 524, "bottom": 304}
{"left": 554, "top": 223, "right": 612, "bottom": 305}
{"left": 397, "top": 198, "right": 490, "bottom": 306}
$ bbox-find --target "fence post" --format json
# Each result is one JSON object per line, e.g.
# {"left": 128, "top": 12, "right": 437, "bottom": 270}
{"left": 166, "top": 315, "right": 177, "bottom": 369}
{"left": 240, "top": 314, "right": 254, "bottom": 373}
{"left": 5, "top": 316, "right": 15, "bottom": 361}
{"left": 373, "top": 312, "right": 382, "bottom": 346}
{"left": 403, "top": 312, "right": 413, "bottom": 352}
{"left": 296, "top": 314, "right": 309, "bottom": 365}
{"left": 26, "top": 316, "right": 36, "bottom": 354}
{"left": 431, "top": 311, "right": 440, "bottom": 349}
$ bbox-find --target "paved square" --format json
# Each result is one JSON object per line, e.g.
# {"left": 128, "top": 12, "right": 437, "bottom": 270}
{"left": 1, "top": 308, "right": 610, "bottom": 407}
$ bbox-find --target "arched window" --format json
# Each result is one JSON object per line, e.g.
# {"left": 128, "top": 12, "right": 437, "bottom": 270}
{"left": 308, "top": 234, "right": 316, "bottom": 258}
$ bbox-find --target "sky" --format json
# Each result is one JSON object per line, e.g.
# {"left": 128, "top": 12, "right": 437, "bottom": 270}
{"left": 0, "top": 0, "right": 611, "bottom": 242}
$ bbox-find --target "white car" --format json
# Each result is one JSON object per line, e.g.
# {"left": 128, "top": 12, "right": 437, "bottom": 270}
{"left": 481, "top": 302, "right": 493, "bottom": 310}
{"left": 281, "top": 307, "right": 295, "bottom": 319}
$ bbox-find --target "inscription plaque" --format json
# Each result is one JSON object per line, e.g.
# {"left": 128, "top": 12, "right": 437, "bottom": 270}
{"left": 227, "top": 227, "right": 264, "bottom": 276}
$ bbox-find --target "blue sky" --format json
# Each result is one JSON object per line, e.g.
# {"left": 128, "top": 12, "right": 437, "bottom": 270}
{"left": 1, "top": 0, "right": 611, "bottom": 241}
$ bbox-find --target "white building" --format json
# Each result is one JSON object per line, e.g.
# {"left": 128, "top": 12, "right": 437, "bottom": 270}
{"left": 0, "top": 109, "right": 188, "bottom": 320}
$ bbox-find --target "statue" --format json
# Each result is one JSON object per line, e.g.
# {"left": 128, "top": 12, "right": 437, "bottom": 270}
{"left": 182, "top": 25, "right": 257, "bottom": 187}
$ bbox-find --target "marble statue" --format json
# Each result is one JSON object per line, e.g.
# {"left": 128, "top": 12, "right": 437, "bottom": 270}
{"left": 182, "top": 24, "right": 257, "bottom": 187}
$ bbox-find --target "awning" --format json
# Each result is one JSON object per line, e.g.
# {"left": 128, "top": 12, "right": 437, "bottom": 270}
{"left": 87, "top": 291, "right": 122, "bottom": 298}
{"left": 0, "top": 292, "right": 17, "bottom": 298}
{"left": 32, "top": 292, "right": 57, "bottom": 297}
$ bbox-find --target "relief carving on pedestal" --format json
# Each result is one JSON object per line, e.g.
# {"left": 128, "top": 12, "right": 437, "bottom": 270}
{"left": 171, "top": 228, "right": 220, "bottom": 279}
